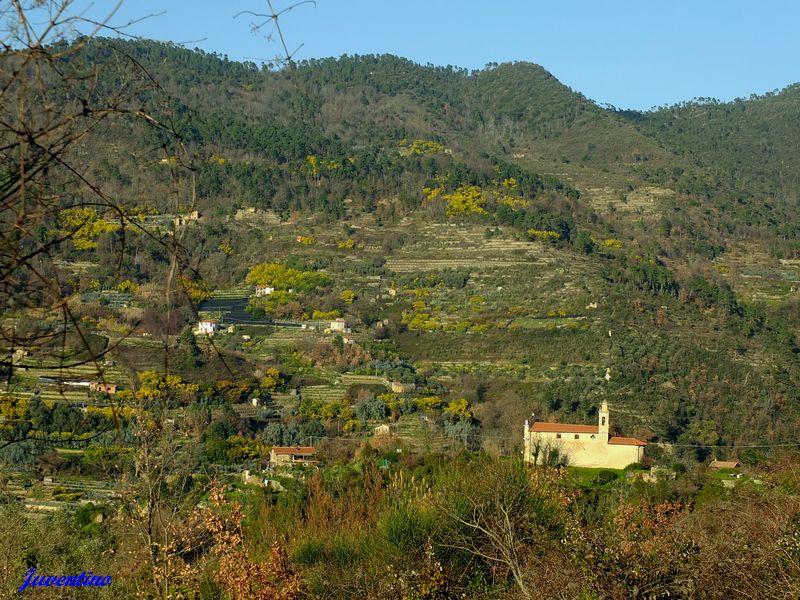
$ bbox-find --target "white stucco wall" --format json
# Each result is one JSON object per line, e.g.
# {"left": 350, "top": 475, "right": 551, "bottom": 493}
{"left": 525, "top": 430, "right": 642, "bottom": 469}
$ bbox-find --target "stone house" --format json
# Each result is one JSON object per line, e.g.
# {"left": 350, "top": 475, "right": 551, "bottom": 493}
{"left": 523, "top": 401, "right": 645, "bottom": 469}
{"left": 269, "top": 446, "right": 317, "bottom": 467}
{"left": 390, "top": 381, "right": 415, "bottom": 394}
{"left": 89, "top": 382, "right": 117, "bottom": 394}
{"left": 173, "top": 210, "right": 200, "bottom": 227}
{"left": 708, "top": 459, "right": 740, "bottom": 470}
{"left": 374, "top": 424, "right": 391, "bottom": 436}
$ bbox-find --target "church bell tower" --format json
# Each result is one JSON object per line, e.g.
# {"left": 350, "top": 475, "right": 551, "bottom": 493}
{"left": 599, "top": 400, "right": 610, "bottom": 438}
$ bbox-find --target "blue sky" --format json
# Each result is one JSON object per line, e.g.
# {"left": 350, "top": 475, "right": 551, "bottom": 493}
{"left": 70, "top": 0, "right": 800, "bottom": 110}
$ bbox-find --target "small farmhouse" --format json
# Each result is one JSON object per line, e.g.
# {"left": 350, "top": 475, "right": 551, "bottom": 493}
{"left": 708, "top": 459, "right": 740, "bottom": 470}
{"left": 196, "top": 320, "right": 218, "bottom": 335}
{"left": 390, "top": 380, "right": 415, "bottom": 394}
{"left": 173, "top": 210, "right": 200, "bottom": 227}
{"left": 255, "top": 285, "right": 274, "bottom": 297}
{"left": 89, "top": 381, "right": 117, "bottom": 395}
{"left": 374, "top": 424, "right": 391, "bottom": 436}
{"left": 523, "top": 401, "right": 645, "bottom": 469}
{"left": 329, "top": 318, "right": 346, "bottom": 332}
{"left": 270, "top": 446, "right": 317, "bottom": 467}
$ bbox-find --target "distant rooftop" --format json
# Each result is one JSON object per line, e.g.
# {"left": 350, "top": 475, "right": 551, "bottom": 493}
{"left": 530, "top": 423, "right": 598, "bottom": 434}
{"left": 608, "top": 437, "right": 647, "bottom": 447}
{"left": 709, "top": 459, "right": 740, "bottom": 469}
{"left": 271, "top": 446, "right": 316, "bottom": 455}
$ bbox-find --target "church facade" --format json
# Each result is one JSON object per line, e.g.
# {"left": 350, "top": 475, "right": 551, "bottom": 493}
{"left": 523, "top": 401, "right": 645, "bottom": 469}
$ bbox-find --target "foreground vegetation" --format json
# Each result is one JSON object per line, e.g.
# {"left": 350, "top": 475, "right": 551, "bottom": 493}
{"left": 2, "top": 448, "right": 799, "bottom": 599}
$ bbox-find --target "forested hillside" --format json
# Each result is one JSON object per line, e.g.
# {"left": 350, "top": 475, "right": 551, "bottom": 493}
{"left": 5, "top": 28, "right": 800, "bottom": 599}
{"left": 627, "top": 87, "right": 800, "bottom": 242}
{"left": 7, "top": 37, "right": 800, "bottom": 448}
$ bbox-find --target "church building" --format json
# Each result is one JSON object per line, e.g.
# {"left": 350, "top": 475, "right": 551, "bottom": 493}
{"left": 523, "top": 401, "right": 646, "bottom": 469}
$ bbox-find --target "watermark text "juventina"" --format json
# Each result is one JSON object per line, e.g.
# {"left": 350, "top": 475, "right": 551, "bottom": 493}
{"left": 17, "top": 569, "right": 111, "bottom": 592}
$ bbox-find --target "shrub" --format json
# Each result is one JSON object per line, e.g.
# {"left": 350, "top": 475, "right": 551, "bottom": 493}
{"left": 328, "top": 536, "right": 360, "bottom": 568}
{"left": 671, "top": 462, "right": 687, "bottom": 475}
{"left": 53, "top": 491, "right": 85, "bottom": 502}
{"left": 379, "top": 506, "right": 437, "bottom": 554}
{"left": 292, "top": 538, "right": 326, "bottom": 565}
{"left": 593, "top": 470, "right": 618, "bottom": 486}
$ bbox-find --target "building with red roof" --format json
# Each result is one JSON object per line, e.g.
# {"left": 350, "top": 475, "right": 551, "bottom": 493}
{"left": 523, "top": 401, "right": 646, "bottom": 469}
{"left": 269, "top": 446, "right": 318, "bottom": 467}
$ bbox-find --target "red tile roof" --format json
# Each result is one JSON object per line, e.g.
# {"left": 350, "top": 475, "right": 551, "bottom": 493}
{"left": 530, "top": 422, "right": 647, "bottom": 446}
{"left": 271, "top": 446, "right": 316, "bottom": 455}
{"left": 530, "top": 423, "right": 599, "bottom": 434}
{"left": 608, "top": 436, "right": 647, "bottom": 446}
{"left": 708, "top": 460, "right": 739, "bottom": 469}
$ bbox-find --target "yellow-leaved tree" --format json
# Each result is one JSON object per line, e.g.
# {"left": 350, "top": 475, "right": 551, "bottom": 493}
{"left": 444, "top": 398, "right": 472, "bottom": 418}
{"left": 260, "top": 368, "right": 284, "bottom": 393}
